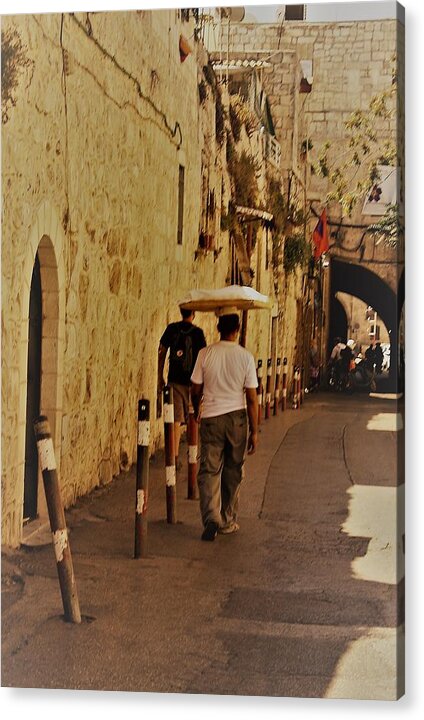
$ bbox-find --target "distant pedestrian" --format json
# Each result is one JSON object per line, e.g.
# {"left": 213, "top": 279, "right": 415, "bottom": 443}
{"left": 158, "top": 308, "right": 206, "bottom": 468}
{"left": 365, "top": 342, "right": 376, "bottom": 370}
{"left": 374, "top": 342, "right": 384, "bottom": 374}
{"left": 329, "top": 336, "right": 346, "bottom": 384}
{"left": 309, "top": 340, "right": 320, "bottom": 392}
{"left": 330, "top": 336, "right": 346, "bottom": 362}
{"left": 190, "top": 308, "right": 258, "bottom": 541}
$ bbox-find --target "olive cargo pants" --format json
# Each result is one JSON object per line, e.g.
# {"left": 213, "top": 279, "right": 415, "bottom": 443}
{"left": 198, "top": 409, "right": 248, "bottom": 528}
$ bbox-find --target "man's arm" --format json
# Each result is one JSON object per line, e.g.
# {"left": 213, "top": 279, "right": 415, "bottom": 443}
{"left": 245, "top": 387, "right": 258, "bottom": 455}
{"left": 190, "top": 382, "right": 203, "bottom": 422}
{"left": 157, "top": 344, "right": 167, "bottom": 391}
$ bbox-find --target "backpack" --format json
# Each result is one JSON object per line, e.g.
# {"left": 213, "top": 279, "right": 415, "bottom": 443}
{"left": 169, "top": 325, "right": 194, "bottom": 376}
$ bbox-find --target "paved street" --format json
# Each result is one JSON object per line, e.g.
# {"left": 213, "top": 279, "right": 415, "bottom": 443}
{"left": 1, "top": 393, "right": 404, "bottom": 699}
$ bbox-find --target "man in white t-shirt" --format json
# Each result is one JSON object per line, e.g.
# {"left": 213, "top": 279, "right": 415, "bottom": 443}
{"left": 190, "top": 308, "right": 258, "bottom": 542}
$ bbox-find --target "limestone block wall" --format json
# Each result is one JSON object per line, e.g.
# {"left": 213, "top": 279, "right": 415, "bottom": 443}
{"left": 1, "top": 10, "right": 279, "bottom": 546}
{"left": 227, "top": 19, "right": 403, "bottom": 290}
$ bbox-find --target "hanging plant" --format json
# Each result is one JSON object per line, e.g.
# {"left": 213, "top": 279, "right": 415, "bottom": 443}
{"left": 229, "top": 150, "right": 259, "bottom": 208}
{"left": 266, "top": 177, "right": 286, "bottom": 234}
{"left": 283, "top": 233, "right": 311, "bottom": 274}
{"left": 229, "top": 102, "right": 242, "bottom": 142}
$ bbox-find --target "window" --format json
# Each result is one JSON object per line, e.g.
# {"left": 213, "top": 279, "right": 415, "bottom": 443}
{"left": 177, "top": 165, "right": 185, "bottom": 245}
{"left": 284, "top": 5, "right": 305, "bottom": 21}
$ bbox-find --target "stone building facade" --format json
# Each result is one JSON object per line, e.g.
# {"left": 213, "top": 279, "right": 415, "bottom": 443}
{"left": 210, "top": 12, "right": 404, "bottom": 376}
{"left": 1, "top": 9, "right": 404, "bottom": 547}
{"left": 1, "top": 10, "right": 285, "bottom": 547}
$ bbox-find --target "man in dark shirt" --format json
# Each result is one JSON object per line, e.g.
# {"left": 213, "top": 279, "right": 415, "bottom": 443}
{"left": 158, "top": 308, "right": 206, "bottom": 467}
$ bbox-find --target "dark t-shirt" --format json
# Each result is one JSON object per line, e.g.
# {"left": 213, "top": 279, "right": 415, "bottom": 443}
{"left": 160, "top": 321, "right": 206, "bottom": 386}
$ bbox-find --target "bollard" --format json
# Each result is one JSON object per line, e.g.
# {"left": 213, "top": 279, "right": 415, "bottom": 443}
{"left": 300, "top": 366, "right": 305, "bottom": 405}
{"left": 163, "top": 385, "right": 177, "bottom": 524}
{"left": 292, "top": 366, "right": 299, "bottom": 410}
{"left": 281, "top": 357, "right": 288, "bottom": 411}
{"left": 134, "top": 399, "right": 150, "bottom": 559}
{"left": 33, "top": 416, "right": 81, "bottom": 624}
{"left": 273, "top": 358, "right": 281, "bottom": 416}
{"left": 265, "top": 358, "right": 272, "bottom": 419}
{"left": 257, "top": 359, "right": 263, "bottom": 426}
{"left": 187, "top": 403, "right": 198, "bottom": 500}
{"left": 297, "top": 367, "right": 302, "bottom": 409}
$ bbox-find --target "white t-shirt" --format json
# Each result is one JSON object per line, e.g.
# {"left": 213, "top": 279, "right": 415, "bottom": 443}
{"left": 191, "top": 341, "right": 258, "bottom": 418}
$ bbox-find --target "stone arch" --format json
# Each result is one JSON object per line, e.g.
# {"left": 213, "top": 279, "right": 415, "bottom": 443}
{"left": 330, "top": 259, "right": 399, "bottom": 388}
{"left": 19, "top": 202, "right": 66, "bottom": 541}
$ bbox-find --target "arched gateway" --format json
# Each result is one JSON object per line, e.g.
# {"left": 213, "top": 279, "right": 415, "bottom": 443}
{"left": 330, "top": 259, "right": 402, "bottom": 390}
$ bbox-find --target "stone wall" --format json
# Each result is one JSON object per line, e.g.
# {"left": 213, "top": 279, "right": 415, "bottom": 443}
{"left": 1, "top": 10, "right": 280, "bottom": 546}
{"left": 226, "top": 18, "right": 404, "bottom": 293}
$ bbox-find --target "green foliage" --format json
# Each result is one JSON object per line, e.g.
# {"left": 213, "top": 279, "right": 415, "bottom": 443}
{"left": 266, "top": 177, "right": 286, "bottom": 233}
{"left": 367, "top": 204, "right": 403, "bottom": 248}
{"left": 229, "top": 93, "right": 258, "bottom": 138}
{"left": 283, "top": 233, "right": 311, "bottom": 274}
{"left": 1, "top": 26, "right": 32, "bottom": 124}
{"left": 313, "top": 78, "right": 398, "bottom": 217}
{"left": 229, "top": 102, "right": 242, "bottom": 142}
{"left": 228, "top": 149, "right": 259, "bottom": 208}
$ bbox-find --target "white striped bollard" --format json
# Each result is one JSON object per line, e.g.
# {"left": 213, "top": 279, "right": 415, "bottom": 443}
{"left": 281, "top": 357, "right": 288, "bottom": 411}
{"left": 292, "top": 366, "right": 300, "bottom": 410}
{"left": 33, "top": 416, "right": 81, "bottom": 623}
{"left": 257, "top": 360, "right": 263, "bottom": 426}
{"left": 187, "top": 403, "right": 198, "bottom": 500}
{"left": 265, "top": 358, "right": 272, "bottom": 419}
{"left": 134, "top": 399, "right": 150, "bottom": 558}
{"left": 163, "top": 385, "right": 177, "bottom": 524}
{"left": 273, "top": 357, "right": 281, "bottom": 416}
{"left": 297, "top": 366, "right": 302, "bottom": 409}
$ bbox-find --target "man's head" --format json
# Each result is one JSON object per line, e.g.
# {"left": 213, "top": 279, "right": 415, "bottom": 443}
{"left": 180, "top": 308, "right": 195, "bottom": 322}
{"left": 334, "top": 337, "right": 341, "bottom": 346}
{"left": 217, "top": 313, "right": 240, "bottom": 339}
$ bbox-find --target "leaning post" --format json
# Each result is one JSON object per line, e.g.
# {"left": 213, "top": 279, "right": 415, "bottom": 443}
{"left": 163, "top": 385, "right": 177, "bottom": 523}
{"left": 33, "top": 416, "right": 81, "bottom": 624}
{"left": 134, "top": 399, "right": 150, "bottom": 559}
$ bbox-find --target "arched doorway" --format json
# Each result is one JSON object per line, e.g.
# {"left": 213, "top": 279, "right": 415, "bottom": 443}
{"left": 23, "top": 253, "right": 42, "bottom": 522}
{"left": 330, "top": 259, "right": 399, "bottom": 389}
{"left": 21, "top": 231, "right": 64, "bottom": 540}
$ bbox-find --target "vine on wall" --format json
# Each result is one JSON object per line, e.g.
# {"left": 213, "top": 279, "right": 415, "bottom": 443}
{"left": 1, "top": 26, "right": 32, "bottom": 124}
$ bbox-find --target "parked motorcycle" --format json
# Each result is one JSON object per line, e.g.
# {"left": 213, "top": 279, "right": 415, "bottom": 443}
{"left": 349, "top": 359, "right": 377, "bottom": 392}
{"left": 326, "top": 361, "right": 352, "bottom": 392}
{"left": 327, "top": 358, "right": 376, "bottom": 393}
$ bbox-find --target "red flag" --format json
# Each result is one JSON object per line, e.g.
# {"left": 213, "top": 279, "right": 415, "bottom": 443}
{"left": 313, "top": 209, "right": 329, "bottom": 259}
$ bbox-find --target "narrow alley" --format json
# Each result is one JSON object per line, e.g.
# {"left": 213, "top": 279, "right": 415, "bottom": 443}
{"left": 2, "top": 392, "right": 404, "bottom": 699}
